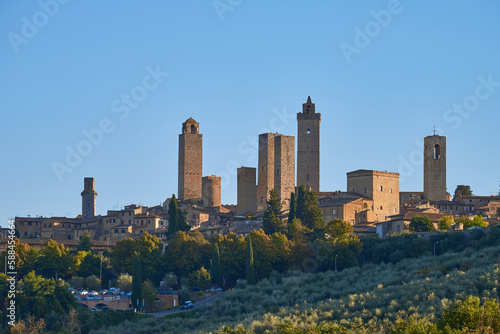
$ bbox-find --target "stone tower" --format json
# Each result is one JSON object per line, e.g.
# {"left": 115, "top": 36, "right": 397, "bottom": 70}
{"left": 178, "top": 117, "right": 203, "bottom": 201}
{"left": 237, "top": 167, "right": 257, "bottom": 215}
{"left": 257, "top": 133, "right": 295, "bottom": 212}
{"left": 81, "top": 177, "right": 97, "bottom": 219}
{"left": 202, "top": 175, "right": 221, "bottom": 207}
{"left": 424, "top": 135, "right": 447, "bottom": 201}
{"left": 297, "top": 96, "right": 321, "bottom": 191}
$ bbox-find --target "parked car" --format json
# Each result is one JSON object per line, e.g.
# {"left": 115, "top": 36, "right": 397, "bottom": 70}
{"left": 89, "top": 291, "right": 99, "bottom": 296}
{"left": 191, "top": 286, "right": 200, "bottom": 291}
{"left": 80, "top": 290, "right": 88, "bottom": 295}
{"left": 125, "top": 292, "right": 132, "bottom": 296}
{"left": 102, "top": 306, "right": 110, "bottom": 311}
{"left": 216, "top": 287, "right": 222, "bottom": 292}
{"left": 74, "top": 296, "right": 82, "bottom": 301}
{"left": 180, "top": 301, "right": 194, "bottom": 310}
{"left": 91, "top": 307, "right": 98, "bottom": 312}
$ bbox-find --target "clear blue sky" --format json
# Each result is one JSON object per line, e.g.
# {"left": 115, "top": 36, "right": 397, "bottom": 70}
{"left": 1, "top": 1, "right": 499, "bottom": 227}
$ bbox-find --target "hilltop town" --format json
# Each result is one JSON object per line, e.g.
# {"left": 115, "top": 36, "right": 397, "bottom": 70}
{"left": 10, "top": 96, "right": 500, "bottom": 251}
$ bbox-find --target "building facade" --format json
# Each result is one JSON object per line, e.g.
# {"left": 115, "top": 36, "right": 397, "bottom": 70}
{"left": 347, "top": 169, "right": 400, "bottom": 222}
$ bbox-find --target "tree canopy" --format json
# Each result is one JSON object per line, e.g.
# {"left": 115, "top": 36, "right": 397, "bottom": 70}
{"left": 454, "top": 185, "right": 473, "bottom": 199}
{"left": 409, "top": 216, "right": 435, "bottom": 232}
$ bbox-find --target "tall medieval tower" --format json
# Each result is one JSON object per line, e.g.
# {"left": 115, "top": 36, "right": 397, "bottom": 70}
{"left": 81, "top": 177, "right": 97, "bottom": 219}
{"left": 178, "top": 117, "right": 203, "bottom": 201}
{"left": 257, "top": 133, "right": 295, "bottom": 212}
{"left": 424, "top": 134, "right": 447, "bottom": 201}
{"left": 297, "top": 96, "right": 321, "bottom": 191}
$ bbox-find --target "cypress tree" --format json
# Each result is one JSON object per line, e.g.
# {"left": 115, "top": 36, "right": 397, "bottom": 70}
{"left": 131, "top": 255, "right": 142, "bottom": 310}
{"left": 167, "top": 195, "right": 178, "bottom": 239}
{"left": 296, "top": 185, "right": 306, "bottom": 222}
{"left": 211, "top": 242, "right": 222, "bottom": 287}
{"left": 245, "top": 236, "right": 256, "bottom": 285}
{"left": 288, "top": 192, "right": 296, "bottom": 227}
{"left": 167, "top": 194, "right": 190, "bottom": 238}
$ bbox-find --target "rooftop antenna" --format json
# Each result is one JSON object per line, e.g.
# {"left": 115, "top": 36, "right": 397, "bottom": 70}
{"left": 433, "top": 125, "right": 437, "bottom": 136}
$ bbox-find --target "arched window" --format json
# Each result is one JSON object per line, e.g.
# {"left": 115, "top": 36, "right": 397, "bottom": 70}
{"left": 363, "top": 203, "right": 368, "bottom": 209}
{"left": 434, "top": 144, "right": 441, "bottom": 159}
{"left": 306, "top": 128, "right": 311, "bottom": 134}
{"left": 190, "top": 125, "right": 196, "bottom": 134}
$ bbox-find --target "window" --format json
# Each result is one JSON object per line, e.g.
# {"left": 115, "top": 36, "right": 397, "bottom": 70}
{"left": 393, "top": 208, "right": 397, "bottom": 212}
{"left": 261, "top": 197, "right": 264, "bottom": 203}
{"left": 190, "top": 124, "right": 196, "bottom": 134}
{"left": 306, "top": 174, "right": 310, "bottom": 181}
{"left": 380, "top": 186, "right": 383, "bottom": 192}
{"left": 397, "top": 225, "right": 400, "bottom": 233}
{"left": 434, "top": 144, "right": 440, "bottom": 159}
{"left": 105, "top": 230, "right": 109, "bottom": 234}
{"left": 28, "top": 222, "right": 32, "bottom": 226}
{"left": 389, "top": 189, "right": 393, "bottom": 193}
{"left": 121, "top": 229, "right": 125, "bottom": 233}
{"left": 24, "top": 232, "right": 27, "bottom": 236}
{"left": 332, "top": 209, "right": 336, "bottom": 215}
{"left": 67, "top": 235, "right": 71, "bottom": 240}
{"left": 365, "top": 187, "right": 368, "bottom": 193}
{"left": 380, "top": 206, "right": 383, "bottom": 210}
{"left": 353, "top": 188, "right": 356, "bottom": 193}
{"left": 363, "top": 203, "right": 368, "bottom": 209}
{"left": 306, "top": 128, "right": 311, "bottom": 134}
{"left": 115, "top": 229, "right": 118, "bottom": 233}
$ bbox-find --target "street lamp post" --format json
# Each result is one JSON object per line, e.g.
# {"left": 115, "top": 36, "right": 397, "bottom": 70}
{"left": 335, "top": 254, "right": 338, "bottom": 272}
{"left": 434, "top": 242, "right": 439, "bottom": 257}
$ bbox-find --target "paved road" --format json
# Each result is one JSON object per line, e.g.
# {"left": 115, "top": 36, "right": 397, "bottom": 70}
{"left": 150, "top": 292, "right": 225, "bottom": 317}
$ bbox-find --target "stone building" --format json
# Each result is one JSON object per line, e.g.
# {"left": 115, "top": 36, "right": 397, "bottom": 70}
{"left": 81, "top": 177, "right": 97, "bottom": 219}
{"left": 297, "top": 96, "right": 320, "bottom": 192}
{"left": 347, "top": 169, "right": 400, "bottom": 222}
{"left": 256, "top": 133, "right": 295, "bottom": 212}
{"left": 202, "top": 175, "right": 221, "bottom": 208}
{"left": 237, "top": 167, "right": 257, "bottom": 215}
{"left": 178, "top": 117, "right": 203, "bottom": 201}
{"left": 424, "top": 135, "right": 447, "bottom": 201}
{"left": 319, "top": 192, "right": 374, "bottom": 224}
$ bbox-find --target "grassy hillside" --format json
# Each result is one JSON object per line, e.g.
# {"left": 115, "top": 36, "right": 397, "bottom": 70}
{"left": 92, "top": 239, "right": 500, "bottom": 333}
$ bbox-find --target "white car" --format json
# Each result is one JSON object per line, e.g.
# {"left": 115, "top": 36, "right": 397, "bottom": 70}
{"left": 80, "top": 290, "right": 88, "bottom": 295}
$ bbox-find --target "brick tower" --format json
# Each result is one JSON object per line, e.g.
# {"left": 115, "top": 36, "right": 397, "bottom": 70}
{"left": 81, "top": 177, "right": 97, "bottom": 219}
{"left": 178, "top": 118, "right": 203, "bottom": 201}
{"left": 297, "top": 96, "right": 321, "bottom": 191}
{"left": 256, "top": 133, "right": 295, "bottom": 212}
{"left": 424, "top": 134, "right": 447, "bottom": 201}
{"left": 237, "top": 167, "right": 257, "bottom": 215}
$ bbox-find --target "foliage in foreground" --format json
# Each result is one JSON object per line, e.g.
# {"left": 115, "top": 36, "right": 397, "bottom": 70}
{"left": 91, "top": 242, "right": 500, "bottom": 334}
